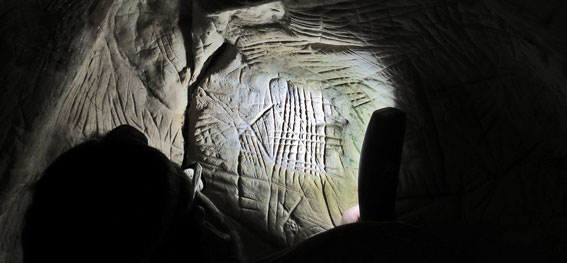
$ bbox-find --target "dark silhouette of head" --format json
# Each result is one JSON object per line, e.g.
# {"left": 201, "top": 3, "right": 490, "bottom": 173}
{"left": 22, "top": 125, "right": 203, "bottom": 263}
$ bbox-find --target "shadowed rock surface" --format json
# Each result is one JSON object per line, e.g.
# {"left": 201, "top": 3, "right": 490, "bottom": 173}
{"left": 1, "top": 0, "right": 567, "bottom": 262}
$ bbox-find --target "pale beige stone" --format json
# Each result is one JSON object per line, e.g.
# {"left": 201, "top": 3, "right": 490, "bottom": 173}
{"left": 1, "top": 0, "right": 567, "bottom": 261}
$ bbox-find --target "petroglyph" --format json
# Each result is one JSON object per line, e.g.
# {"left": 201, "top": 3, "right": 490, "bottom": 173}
{"left": 185, "top": 1, "right": 397, "bottom": 249}
{"left": 3, "top": 0, "right": 567, "bottom": 261}
{"left": 187, "top": 65, "right": 360, "bottom": 246}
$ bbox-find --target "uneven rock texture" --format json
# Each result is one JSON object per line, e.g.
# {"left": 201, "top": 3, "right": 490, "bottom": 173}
{"left": 1, "top": 0, "right": 567, "bottom": 262}
{"left": 186, "top": 0, "right": 567, "bottom": 258}
{"left": 186, "top": 1, "right": 395, "bottom": 252}
{"left": 0, "top": 1, "right": 188, "bottom": 261}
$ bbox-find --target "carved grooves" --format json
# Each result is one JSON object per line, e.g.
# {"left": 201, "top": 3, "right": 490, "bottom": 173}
{"left": 238, "top": 78, "right": 344, "bottom": 177}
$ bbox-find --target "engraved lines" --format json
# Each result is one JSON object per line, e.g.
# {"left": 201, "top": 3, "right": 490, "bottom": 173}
{"left": 275, "top": 81, "right": 326, "bottom": 175}
{"left": 57, "top": 14, "right": 185, "bottom": 161}
{"left": 228, "top": 79, "right": 345, "bottom": 237}
{"left": 228, "top": 79, "right": 348, "bottom": 181}
{"left": 192, "top": 0, "right": 401, "bottom": 240}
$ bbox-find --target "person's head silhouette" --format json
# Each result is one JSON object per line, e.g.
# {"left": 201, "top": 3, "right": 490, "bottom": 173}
{"left": 22, "top": 125, "right": 203, "bottom": 263}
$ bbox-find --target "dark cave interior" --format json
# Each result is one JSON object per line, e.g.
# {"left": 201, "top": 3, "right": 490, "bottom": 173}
{"left": 1, "top": 0, "right": 567, "bottom": 262}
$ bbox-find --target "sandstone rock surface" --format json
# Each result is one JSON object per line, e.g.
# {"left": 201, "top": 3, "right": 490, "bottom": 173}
{"left": 1, "top": 0, "right": 567, "bottom": 262}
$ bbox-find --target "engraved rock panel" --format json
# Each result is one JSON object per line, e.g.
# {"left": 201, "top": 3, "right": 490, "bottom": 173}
{"left": 1, "top": 0, "right": 567, "bottom": 261}
{"left": 0, "top": 1, "right": 189, "bottom": 261}
{"left": 187, "top": 46, "right": 394, "bottom": 249}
